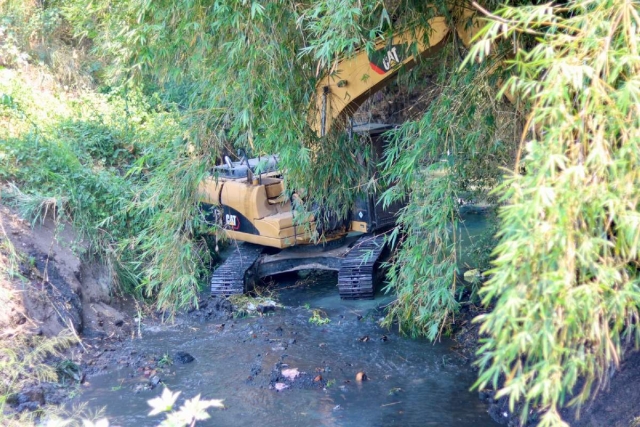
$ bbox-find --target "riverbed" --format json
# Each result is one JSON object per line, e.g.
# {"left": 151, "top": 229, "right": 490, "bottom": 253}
{"left": 75, "top": 277, "right": 495, "bottom": 426}
{"left": 75, "top": 212, "right": 497, "bottom": 426}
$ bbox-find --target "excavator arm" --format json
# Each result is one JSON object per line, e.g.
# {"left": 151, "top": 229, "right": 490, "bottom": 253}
{"left": 312, "top": 5, "right": 507, "bottom": 136}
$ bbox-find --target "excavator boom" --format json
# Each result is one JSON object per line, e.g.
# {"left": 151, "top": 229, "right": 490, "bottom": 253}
{"left": 313, "top": 6, "right": 488, "bottom": 136}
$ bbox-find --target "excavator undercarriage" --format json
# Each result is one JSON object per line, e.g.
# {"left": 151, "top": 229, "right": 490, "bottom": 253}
{"left": 209, "top": 233, "right": 386, "bottom": 299}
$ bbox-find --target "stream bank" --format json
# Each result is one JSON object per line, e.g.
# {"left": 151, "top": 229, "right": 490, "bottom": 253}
{"left": 2, "top": 204, "right": 639, "bottom": 426}
{"left": 0, "top": 204, "right": 133, "bottom": 419}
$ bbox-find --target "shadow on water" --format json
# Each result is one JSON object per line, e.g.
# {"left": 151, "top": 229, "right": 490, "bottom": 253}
{"left": 77, "top": 214, "right": 498, "bottom": 426}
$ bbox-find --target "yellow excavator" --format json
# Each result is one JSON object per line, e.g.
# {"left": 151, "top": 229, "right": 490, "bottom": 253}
{"left": 198, "top": 4, "right": 503, "bottom": 298}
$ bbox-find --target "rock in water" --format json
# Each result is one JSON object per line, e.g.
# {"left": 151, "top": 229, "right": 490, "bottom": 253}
{"left": 274, "top": 383, "right": 288, "bottom": 392}
{"left": 281, "top": 368, "right": 300, "bottom": 381}
{"left": 174, "top": 351, "right": 195, "bottom": 364}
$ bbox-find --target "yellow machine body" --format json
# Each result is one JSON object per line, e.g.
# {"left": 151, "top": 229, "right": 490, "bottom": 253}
{"left": 199, "top": 170, "right": 317, "bottom": 249}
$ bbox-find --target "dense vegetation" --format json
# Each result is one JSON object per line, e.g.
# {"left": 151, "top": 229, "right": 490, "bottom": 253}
{"left": 1, "top": 0, "right": 639, "bottom": 426}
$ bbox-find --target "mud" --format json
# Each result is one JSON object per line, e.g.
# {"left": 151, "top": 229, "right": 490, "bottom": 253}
{"left": 1, "top": 205, "right": 133, "bottom": 340}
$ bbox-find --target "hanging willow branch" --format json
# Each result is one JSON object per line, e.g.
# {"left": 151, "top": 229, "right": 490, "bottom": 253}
{"left": 467, "top": 1, "right": 640, "bottom": 425}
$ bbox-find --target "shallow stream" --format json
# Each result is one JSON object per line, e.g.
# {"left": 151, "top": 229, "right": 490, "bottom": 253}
{"left": 77, "top": 212, "right": 497, "bottom": 427}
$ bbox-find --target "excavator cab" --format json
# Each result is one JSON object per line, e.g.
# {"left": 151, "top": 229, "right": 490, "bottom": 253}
{"left": 348, "top": 123, "right": 404, "bottom": 234}
{"left": 199, "top": 154, "right": 317, "bottom": 250}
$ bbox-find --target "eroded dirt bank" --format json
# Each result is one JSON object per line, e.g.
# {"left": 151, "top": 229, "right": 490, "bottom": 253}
{"left": 1, "top": 204, "right": 133, "bottom": 415}
{"left": 1, "top": 205, "right": 132, "bottom": 339}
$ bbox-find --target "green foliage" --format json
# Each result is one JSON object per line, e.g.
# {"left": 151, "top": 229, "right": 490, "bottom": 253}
{"left": 0, "top": 63, "right": 208, "bottom": 309}
{"left": 465, "top": 1, "right": 640, "bottom": 425}
{"left": 4, "top": 2, "right": 639, "bottom": 425}
{"left": 158, "top": 353, "right": 173, "bottom": 368}
{"left": 59, "top": 0, "right": 394, "bottom": 222}
{"left": 298, "top": 0, "right": 383, "bottom": 68}
{"left": 380, "top": 58, "right": 517, "bottom": 339}
{"left": 52, "top": 0, "right": 518, "bottom": 323}
{"left": 56, "top": 359, "right": 81, "bottom": 381}
{"left": 0, "top": 0, "right": 95, "bottom": 88}
{"left": 0, "top": 0, "right": 215, "bottom": 312}
{"left": 0, "top": 331, "right": 77, "bottom": 424}
{"left": 308, "top": 308, "right": 330, "bottom": 325}
{"left": 0, "top": 210, "right": 21, "bottom": 280}
{"left": 122, "top": 145, "right": 211, "bottom": 310}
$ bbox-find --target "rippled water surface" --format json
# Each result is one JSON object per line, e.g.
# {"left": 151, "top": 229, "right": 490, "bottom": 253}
{"left": 78, "top": 213, "right": 497, "bottom": 427}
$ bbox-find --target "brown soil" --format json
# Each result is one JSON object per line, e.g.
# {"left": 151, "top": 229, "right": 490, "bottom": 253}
{"left": 566, "top": 349, "right": 640, "bottom": 427}
{"left": 1, "top": 203, "right": 136, "bottom": 416}
{"left": 1, "top": 204, "right": 133, "bottom": 340}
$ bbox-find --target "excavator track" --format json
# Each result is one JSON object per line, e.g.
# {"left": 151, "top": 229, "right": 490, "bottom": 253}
{"left": 211, "top": 244, "right": 263, "bottom": 296}
{"left": 337, "top": 235, "right": 386, "bottom": 299}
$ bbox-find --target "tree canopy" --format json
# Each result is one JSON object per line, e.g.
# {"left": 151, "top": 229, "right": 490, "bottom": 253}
{"left": 2, "top": 0, "right": 639, "bottom": 425}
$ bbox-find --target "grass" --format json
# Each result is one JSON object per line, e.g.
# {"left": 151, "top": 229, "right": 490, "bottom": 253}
{"left": 0, "top": 57, "right": 213, "bottom": 311}
{"left": 0, "top": 212, "right": 22, "bottom": 281}
{"left": 0, "top": 330, "right": 78, "bottom": 426}
{"left": 110, "top": 379, "right": 125, "bottom": 392}
{"left": 0, "top": 23, "right": 210, "bottom": 422}
{"left": 228, "top": 292, "right": 280, "bottom": 318}
{"left": 158, "top": 353, "right": 173, "bottom": 367}
{"left": 308, "top": 309, "right": 330, "bottom": 326}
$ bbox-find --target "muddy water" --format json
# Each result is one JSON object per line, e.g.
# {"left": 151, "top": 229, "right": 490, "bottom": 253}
{"left": 78, "top": 214, "right": 497, "bottom": 427}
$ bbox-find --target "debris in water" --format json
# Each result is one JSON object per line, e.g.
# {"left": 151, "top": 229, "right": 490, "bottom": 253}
{"left": 174, "top": 351, "right": 195, "bottom": 364}
{"left": 274, "top": 383, "right": 289, "bottom": 392}
{"left": 388, "top": 387, "right": 402, "bottom": 395}
{"left": 150, "top": 375, "right": 161, "bottom": 387}
{"left": 281, "top": 368, "right": 300, "bottom": 381}
{"left": 258, "top": 300, "right": 277, "bottom": 313}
